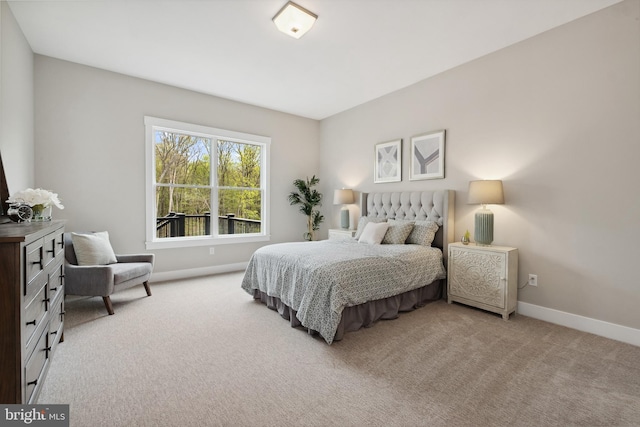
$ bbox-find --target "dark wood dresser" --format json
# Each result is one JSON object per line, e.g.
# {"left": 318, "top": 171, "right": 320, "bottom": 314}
{"left": 0, "top": 220, "right": 65, "bottom": 403}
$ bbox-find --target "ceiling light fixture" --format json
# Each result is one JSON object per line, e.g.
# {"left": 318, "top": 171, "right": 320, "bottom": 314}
{"left": 273, "top": 1, "right": 318, "bottom": 39}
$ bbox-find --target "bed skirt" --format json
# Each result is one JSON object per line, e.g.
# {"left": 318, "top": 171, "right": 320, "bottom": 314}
{"left": 251, "top": 279, "right": 444, "bottom": 342}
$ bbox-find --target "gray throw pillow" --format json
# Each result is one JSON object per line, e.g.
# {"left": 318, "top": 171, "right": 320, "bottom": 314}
{"left": 71, "top": 231, "right": 118, "bottom": 265}
{"left": 406, "top": 220, "right": 439, "bottom": 246}
{"left": 382, "top": 219, "right": 415, "bottom": 244}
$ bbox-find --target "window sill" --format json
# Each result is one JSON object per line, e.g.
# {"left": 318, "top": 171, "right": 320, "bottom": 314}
{"left": 145, "top": 234, "right": 270, "bottom": 250}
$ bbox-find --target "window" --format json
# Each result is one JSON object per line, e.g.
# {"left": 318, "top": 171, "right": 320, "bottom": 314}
{"left": 145, "top": 117, "right": 270, "bottom": 249}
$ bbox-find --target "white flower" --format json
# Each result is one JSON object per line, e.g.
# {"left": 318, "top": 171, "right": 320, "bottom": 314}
{"left": 7, "top": 188, "right": 64, "bottom": 210}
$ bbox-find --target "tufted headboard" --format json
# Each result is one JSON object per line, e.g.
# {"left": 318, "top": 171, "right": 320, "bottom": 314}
{"left": 359, "top": 190, "right": 455, "bottom": 261}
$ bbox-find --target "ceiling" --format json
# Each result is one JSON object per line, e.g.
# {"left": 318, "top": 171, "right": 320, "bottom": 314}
{"left": 7, "top": 0, "right": 622, "bottom": 120}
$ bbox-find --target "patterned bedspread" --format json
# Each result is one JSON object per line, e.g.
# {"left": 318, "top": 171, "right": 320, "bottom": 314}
{"left": 241, "top": 239, "right": 446, "bottom": 343}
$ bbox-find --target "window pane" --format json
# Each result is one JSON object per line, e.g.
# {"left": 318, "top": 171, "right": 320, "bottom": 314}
{"left": 155, "top": 131, "right": 210, "bottom": 185}
{"left": 218, "top": 189, "right": 261, "bottom": 235}
{"left": 217, "top": 140, "right": 261, "bottom": 188}
{"left": 156, "top": 187, "right": 211, "bottom": 238}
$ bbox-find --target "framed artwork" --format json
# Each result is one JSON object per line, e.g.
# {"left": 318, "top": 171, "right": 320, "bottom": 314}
{"left": 374, "top": 139, "right": 402, "bottom": 183}
{"left": 410, "top": 130, "right": 445, "bottom": 180}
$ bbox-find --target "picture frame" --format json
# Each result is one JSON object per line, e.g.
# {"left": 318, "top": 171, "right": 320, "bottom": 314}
{"left": 410, "top": 130, "right": 445, "bottom": 180}
{"left": 374, "top": 139, "right": 402, "bottom": 183}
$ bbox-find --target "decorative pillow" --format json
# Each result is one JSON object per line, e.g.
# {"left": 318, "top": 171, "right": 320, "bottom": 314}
{"left": 382, "top": 219, "right": 415, "bottom": 244}
{"left": 358, "top": 222, "right": 390, "bottom": 245}
{"left": 405, "top": 220, "right": 440, "bottom": 246}
{"left": 71, "top": 231, "right": 118, "bottom": 265}
{"left": 354, "top": 216, "right": 387, "bottom": 240}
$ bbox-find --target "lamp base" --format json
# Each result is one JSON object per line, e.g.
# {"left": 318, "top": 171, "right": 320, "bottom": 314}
{"left": 474, "top": 208, "right": 494, "bottom": 246}
{"left": 340, "top": 207, "right": 350, "bottom": 229}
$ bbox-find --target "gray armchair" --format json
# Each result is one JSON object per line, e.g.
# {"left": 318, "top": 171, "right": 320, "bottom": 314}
{"left": 64, "top": 232, "right": 155, "bottom": 315}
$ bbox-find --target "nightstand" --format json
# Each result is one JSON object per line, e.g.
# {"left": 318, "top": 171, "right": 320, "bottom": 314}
{"left": 447, "top": 242, "right": 518, "bottom": 320}
{"left": 328, "top": 229, "right": 356, "bottom": 241}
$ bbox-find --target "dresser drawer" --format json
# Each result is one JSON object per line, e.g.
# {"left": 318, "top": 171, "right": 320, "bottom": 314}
{"left": 24, "top": 327, "right": 49, "bottom": 404}
{"left": 48, "top": 263, "right": 65, "bottom": 301}
{"left": 43, "top": 229, "right": 65, "bottom": 268}
{"left": 25, "top": 268, "right": 48, "bottom": 312}
{"left": 53, "top": 229, "right": 65, "bottom": 259}
{"left": 24, "top": 239, "right": 45, "bottom": 289}
{"left": 49, "top": 288, "right": 65, "bottom": 350}
{"left": 24, "top": 282, "right": 48, "bottom": 351}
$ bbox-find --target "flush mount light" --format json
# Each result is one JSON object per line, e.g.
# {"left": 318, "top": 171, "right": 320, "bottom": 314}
{"left": 273, "top": 1, "right": 318, "bottom": 39}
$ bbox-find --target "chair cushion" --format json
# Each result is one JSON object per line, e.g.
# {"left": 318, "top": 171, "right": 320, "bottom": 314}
{"left": 111, "top": 262, "right": 153, "bottom": 285}
{"left": 71, "top": 231, "right": 118, "bottom": 265}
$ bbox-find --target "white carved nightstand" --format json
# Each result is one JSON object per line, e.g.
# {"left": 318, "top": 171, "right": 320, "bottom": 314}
{"left": 328, "top": 229, "right": 356, "bottom": 241}
{"left": 447, "top": 242, "right": 518, "bottom": 320}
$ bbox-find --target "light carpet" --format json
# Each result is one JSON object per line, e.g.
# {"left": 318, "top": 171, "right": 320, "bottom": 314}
{"left": 38, "top": 272, "right": 640, "bottom": 426}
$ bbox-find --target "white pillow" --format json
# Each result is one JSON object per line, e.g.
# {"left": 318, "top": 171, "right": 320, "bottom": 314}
{"left": 354, "top": 217, "right": 387, "bottom": 239}
{"left": 358, "top": 222, "right": 390, "bottom": 245}
{"left": 71, "top": 231, "right": 118, "bottom": 265}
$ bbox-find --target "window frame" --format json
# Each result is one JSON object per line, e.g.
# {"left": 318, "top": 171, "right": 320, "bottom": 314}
{"left": 144, "top": 116, "right": 270, "bottom": 249}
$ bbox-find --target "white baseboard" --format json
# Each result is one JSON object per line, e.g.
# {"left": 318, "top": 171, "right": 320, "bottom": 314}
{"left": 150, "top": 262, "right": 248, "bottom": 283}
{"left": 517, "top": 301, "right": 640, "bottom": 347}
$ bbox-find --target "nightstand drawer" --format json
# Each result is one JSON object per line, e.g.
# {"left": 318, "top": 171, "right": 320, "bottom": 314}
{"left": 328, "top": 229, "right": 356, "bottom": 241}
{"left": 449, "top": 247, "right": 507, "bottom": 308}
{"left": 447, "top": 243, "right": 518, "bottom": 320}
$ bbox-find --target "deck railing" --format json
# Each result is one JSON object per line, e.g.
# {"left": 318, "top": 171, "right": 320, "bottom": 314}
{"left": 156, "top": 212, "right": 260, "bottom": 238}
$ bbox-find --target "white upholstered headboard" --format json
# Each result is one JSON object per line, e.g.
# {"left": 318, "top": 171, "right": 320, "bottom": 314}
{"left": 359, "top": 190, "right": 455, "bottom": 260}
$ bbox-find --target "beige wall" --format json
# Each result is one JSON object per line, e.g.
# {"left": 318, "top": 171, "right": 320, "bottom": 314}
{"left": 319, "top": 1, "right": 640, "bottom": 330}
{"left": 34, "top": 56, "right": 319, "bottom": 274}
{"left": 0, "top": 2, "right": 34, "bottom": 190}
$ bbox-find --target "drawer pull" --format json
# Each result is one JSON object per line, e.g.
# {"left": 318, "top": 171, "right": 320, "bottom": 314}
{"left": 32, "top": 260, "right": 43, "bottom": 268}
{"left": 47, "top": 248, "right": 55, "bottom": 254}
{"left": 50, "top": 287, "right": 58, "bottom": 292}
{"left": 27, "top": 379, "right": 38, "bottom": 386}
{"left": 51, "top": 331, "right": 58, "bottom": 335}
{"left": 26, "top": 320, "right": 36, "bottom": 326}
{"left": 43, "top": 298, "right": 50, "bottom": 303}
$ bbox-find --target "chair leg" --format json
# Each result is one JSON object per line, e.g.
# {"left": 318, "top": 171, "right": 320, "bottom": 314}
{"left": 143, "top": 281, "right": 152, "bottom": 297}
{"left": 102, "top": 296, "right": 115, "bottom": 315}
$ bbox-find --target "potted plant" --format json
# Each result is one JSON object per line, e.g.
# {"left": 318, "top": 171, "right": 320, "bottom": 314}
{"left": 288, "top": 175, "right": 324, "bottom": 241}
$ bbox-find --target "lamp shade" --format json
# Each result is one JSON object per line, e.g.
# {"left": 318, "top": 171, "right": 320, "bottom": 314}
{"left": 333, "top": 189, "right": 354, "bottom": 205}
{"left": 468, "top": 180, "right": 504, "bottom": 205}
{"left": 273, "top": 1, "right": 317, "bottom": 39}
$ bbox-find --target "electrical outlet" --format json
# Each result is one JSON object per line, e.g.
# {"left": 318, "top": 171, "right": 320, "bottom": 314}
{"left": 528, "top": 274, "right": 538, "bottom": 287}
{"left": 209, "top": 247, "right": 215, "bottom": 255}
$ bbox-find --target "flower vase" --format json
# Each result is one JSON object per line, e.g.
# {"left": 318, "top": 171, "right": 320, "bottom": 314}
{"left": 31, "top": 204, "right": 52, "bottom": 222}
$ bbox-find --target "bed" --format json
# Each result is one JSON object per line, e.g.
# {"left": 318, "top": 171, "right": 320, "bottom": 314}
{"left": 241, "top": 190, "right": 455, "bottom": 344}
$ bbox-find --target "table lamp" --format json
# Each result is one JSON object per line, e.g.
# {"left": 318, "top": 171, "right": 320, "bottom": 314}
{"left": 333, "top": 189, "right": 354, "bottom": 229}
{"left": 468, "top": 180, "right": 504, "bottom": 246}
